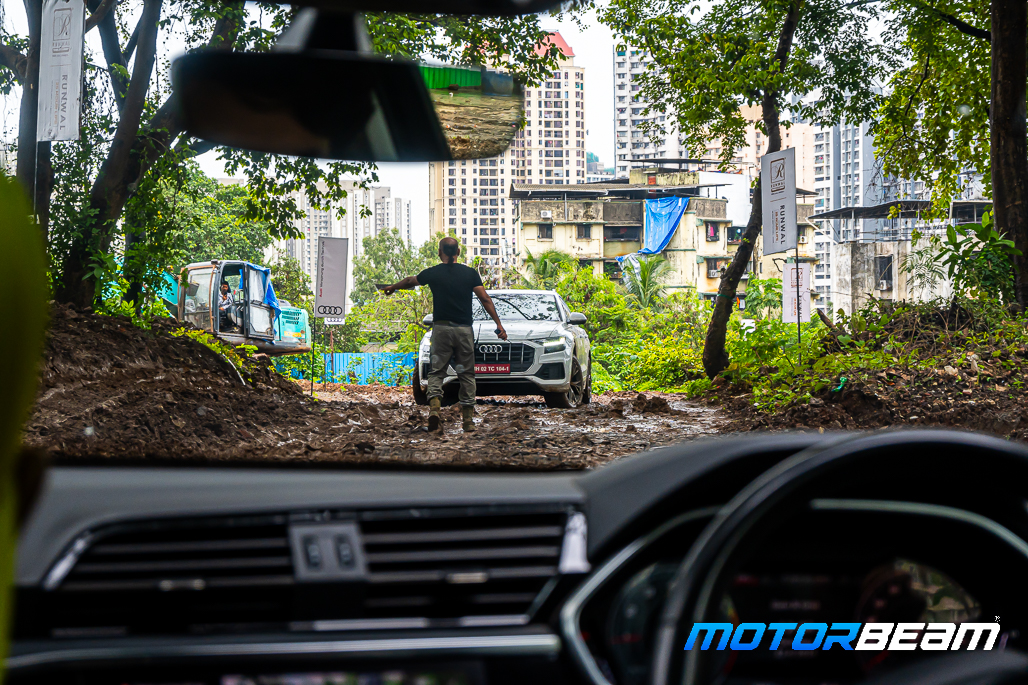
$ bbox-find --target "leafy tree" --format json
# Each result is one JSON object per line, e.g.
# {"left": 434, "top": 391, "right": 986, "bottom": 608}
{"left": 601, "top": 0, "right": 896, "bottom": 378}
{"left": 0, "top": 3, "right": 565, "bottom": 308}
{"left": 170, "top": 177, "right": 276, "bottom": 267}
{"left": 268, "top": 250, "right": 313, "bottom": 308}
{"left": 352, "top": 229, "right": 439, "bottom": 308}
{"left": 622, "top": 254, "right": 671, "bottom": 309}
{"left": 873, "top": 0, "right": 1028, "bottom": 310}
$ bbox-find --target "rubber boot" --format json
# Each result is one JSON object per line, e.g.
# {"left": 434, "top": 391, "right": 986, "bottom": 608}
{"left": 461, "top": 405, "right": 476, "bottom": 433}
{"left": 428, "top": 397, "right": 442, "bottom": 432}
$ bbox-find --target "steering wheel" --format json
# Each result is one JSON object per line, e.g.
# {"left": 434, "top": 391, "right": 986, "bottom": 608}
{"left": 650, "top": 430, "right": 1028, "bottom": 685}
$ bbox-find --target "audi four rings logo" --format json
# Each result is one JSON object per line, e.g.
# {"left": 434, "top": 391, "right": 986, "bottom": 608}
{"left": 318, "top": 306, "right": 343, "bottom": 315}
{"left": 478, "top": 344, "right": 504, "bottom": 354}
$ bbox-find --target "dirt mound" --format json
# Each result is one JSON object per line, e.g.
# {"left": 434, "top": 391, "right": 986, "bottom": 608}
{"left": 716, "top": 363, "right": 1028, "bottom": 440}
{"left": 25, "top": 307, "right": 727, "bottom": 469}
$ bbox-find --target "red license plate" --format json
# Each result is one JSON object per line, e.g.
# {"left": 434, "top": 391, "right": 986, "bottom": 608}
{"left": 475, "top": 363, "right": 510, "bottom": 374}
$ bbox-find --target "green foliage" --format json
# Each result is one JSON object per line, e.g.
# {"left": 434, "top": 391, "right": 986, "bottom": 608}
{"left": 169, "top": 327, "right": 258, "bottom": 372}
{"left": 741, "top": 276, "right": 783, "bottom": 320}
{"left": 874, "top": 0, "right": 990, "bottom": 214}
{"left": 353, "top": 229, "right": 439, "bottom": 308}
{"left": 521, "top": 249, "right": 577, "bottom": 289}
{"left": 599, "top": 0, "right": 897, "bottom": 167}
{"left": 275, "top": 342, "right": 328, "bottom": 382}
{"left": 2, "top": 0, "right": 572, "bottom": 306}
{"left": 935, "top": 213, "right": 1020, "bottom": 301}
{"left": 622, "top": 255, "right": 671, "bottom": 309}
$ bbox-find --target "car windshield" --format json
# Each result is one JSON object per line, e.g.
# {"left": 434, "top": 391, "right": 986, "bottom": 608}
{"left": 472, "top": 294, "right": 562, "bottom": 322}
{"left": 8, "top": 0, "right": 1021, "bottom": 476}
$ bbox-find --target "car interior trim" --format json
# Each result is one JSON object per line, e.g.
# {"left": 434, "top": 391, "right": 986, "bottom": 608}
{"left": 6, "top": 633, "right": 563, "bottom": 672}
{"left": 810, "top": 498, "right": 1028, "bottom": 559}
{"left": 559, "top": 506, "right": 721, "bottom": 685}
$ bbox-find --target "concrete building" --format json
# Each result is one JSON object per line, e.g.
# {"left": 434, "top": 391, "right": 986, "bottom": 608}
{"left": 513, "top": 169, "right": 784, "bottom": 307}
{"left": 373, "top": 188, "right": 413, "bottom": 245}
{"left": 428, "top": 31, "right": 584, "bottom": 269}
{"left": 613, "top": 46, "right": 684, "bottom": 177}
{"left": 261, "top": 179, "right": 372, "bottom": 314}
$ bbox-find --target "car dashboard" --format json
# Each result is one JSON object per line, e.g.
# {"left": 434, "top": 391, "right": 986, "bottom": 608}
{"left": 11, "top": 433, "right": 1028, "bottom": 685}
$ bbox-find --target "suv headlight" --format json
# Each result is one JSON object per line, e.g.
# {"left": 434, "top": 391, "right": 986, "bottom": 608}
{"left": 543, "top": 336, "right": 571, "bottom": 354}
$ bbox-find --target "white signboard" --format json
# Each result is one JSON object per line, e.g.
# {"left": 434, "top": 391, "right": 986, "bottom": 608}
{"left": 37, "top": 0, "right": 85, "bottom": 142}
{"left": 313, "top": 237, "right": 349, "bottom": 319}
{"left": 782, "top": 262, "right": 811, "bottom": 323}
{"left": 760, "top": 147, "right": 797, "bottom": 255}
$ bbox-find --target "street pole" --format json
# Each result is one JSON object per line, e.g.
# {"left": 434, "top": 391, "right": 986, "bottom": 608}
{"left": 311, "top": 315, "right": 316, "bottom": 396}
{"left": 795, "top": 246, "right": 801, "bottom": 366}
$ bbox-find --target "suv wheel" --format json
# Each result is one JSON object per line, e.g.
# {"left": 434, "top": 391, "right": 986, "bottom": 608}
{"left": 412, "top": 364, "right": 428, "bottom": 405}
{"left": 544, "top": 357, "right": 586, "bottom": 409}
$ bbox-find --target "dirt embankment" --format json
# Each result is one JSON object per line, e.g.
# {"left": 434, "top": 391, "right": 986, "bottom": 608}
{"left": 711, "top": 361, "right": 1028, "bottom": 441}
{"left": 25, "top": 306, "right": 727, "bottom": 470}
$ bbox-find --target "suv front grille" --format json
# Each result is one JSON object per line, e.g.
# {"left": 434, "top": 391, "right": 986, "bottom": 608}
{"left": 474, "top": 342, "right": 534, "bottom": 373}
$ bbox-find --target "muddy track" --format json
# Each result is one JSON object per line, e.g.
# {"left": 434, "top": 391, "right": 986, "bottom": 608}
{"left": 25, "top": 306, "right": 729, "bottom": 470}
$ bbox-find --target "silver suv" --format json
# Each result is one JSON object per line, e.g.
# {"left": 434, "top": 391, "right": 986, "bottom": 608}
{"left": 413, "top": 289, "right": 592, "bottom": 408}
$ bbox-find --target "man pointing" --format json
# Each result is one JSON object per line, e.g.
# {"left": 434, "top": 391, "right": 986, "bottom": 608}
{"left": 381, "top": 237, "right": 507, "bottom": 433}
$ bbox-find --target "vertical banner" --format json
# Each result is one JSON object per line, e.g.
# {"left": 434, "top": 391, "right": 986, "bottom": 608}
{"left": 782, "top": 262, "right": 811, "bottom": 323}
{"left": 314, "top": 237, "right": 349, "bottom": 320}
{"left": 37, "top": 0, "right": 85, "bottom": 142}
{"left": 760, "top": 147, "right": 797, "bottom": 255}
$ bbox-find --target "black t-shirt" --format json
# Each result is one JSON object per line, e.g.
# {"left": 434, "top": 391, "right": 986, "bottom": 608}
{"left": 416, "top": 262, "right": 483, "bottom": 326}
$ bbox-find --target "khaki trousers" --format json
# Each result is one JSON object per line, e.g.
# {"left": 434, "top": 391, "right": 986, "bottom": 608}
{"left": 427, "top": 323, "right": 476, "bottom": 406}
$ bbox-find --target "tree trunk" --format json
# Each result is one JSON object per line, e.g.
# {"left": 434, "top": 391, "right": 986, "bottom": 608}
{"left": 53, "top": 0, "right": 162, "bottom": 308}
{"left": 701, "top": 1, "right": 799, "bottom": 379}
{"left": 33, "top": 142, "right": 52, "bottom": 241}
{"left": 15, "top": 0, "right": 41, "bottom": 202}
{"left": 990, "top": 0, "right": 1028, "bottom": 310}
{"left": 123, "top": 220, "right": 145, "bottom": 311}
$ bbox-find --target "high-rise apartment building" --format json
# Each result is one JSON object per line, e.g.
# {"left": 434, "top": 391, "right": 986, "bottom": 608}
{"left": 428, "top": 31, "right": 585, "bottom": 268}
{"left": 263, "top": 180, "right": 372, "bottom": 314}
{"left": 613, "top": 46, "right": 684, "bottom": 177}
{"left": 371, "top": 188, "right": 413, "bottom": 245}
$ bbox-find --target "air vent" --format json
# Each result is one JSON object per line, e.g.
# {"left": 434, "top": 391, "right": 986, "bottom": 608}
{"left": 21, "top": 515, "right": 296, "bottom": 639}
{"left": 55, "top": 516, "right": 293, "bottom": 592}
{"left": 22, "top": 505, "right": 580, "bottom": 640}
{"left": 356, "top": 506, "right": 569, "bottom": 625}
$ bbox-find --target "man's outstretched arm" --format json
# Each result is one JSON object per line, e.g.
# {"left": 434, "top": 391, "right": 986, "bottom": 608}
{"left": 380, "top": 276, "right": 419, "bottom": 295}
{"left": 473, "top": 286, "right": 507, "bottom": 340}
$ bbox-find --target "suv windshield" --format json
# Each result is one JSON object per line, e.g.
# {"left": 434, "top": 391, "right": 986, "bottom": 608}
{"left": 473, "top": 294, "right": 561, "bottom": 322}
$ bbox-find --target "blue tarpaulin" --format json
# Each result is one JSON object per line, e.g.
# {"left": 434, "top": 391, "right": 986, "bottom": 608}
{"left": 245, "top": 262, "right": 281, "bottom": 319}
{"left": 617, "top": 197, "right": 690, "bottom": 263}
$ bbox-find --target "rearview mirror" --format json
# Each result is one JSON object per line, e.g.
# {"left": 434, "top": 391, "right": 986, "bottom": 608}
{"left": 172, "top": 52, "right": 523, "bottom": 162}
{"left": 568, "top": 312, "right": 587, "bottom": 325}
{"left": 422, "top": 314, "right": 434, "bottom": 328}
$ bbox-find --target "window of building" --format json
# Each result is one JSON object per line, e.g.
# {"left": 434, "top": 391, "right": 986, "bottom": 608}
{"left": 705, "top": 222, "right": 720, "bottom": 241}
{"left": 577, "top": 225, "right": 592, "bottom": 240}
{"left": 538, "top": 223, "right": 553, "bottom": 239}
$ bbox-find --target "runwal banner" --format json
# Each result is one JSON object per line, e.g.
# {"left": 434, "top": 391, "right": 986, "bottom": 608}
{"left": 760, "top": 147, "right": 797, "bottom": 255}
{"left": 314, "top": 237, "right": 349, "bottom": 320}
{"left": 37, "top": 0, "right": 85, "bottom": 141}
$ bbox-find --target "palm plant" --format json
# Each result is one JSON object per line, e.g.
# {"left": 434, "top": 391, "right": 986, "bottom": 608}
{"left": 623, "top": 255, "right": 672, "bottom": 309}
{"left": 522, "top": 249, "right": 577, "bottom": 289}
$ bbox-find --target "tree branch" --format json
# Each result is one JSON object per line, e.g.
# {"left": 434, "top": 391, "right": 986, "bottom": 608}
{"left": 84, "top": 0, "right": 118, "bottom": 33}
{"left": 0, "top": 43, "right": 27, "bottom": 82}
{"left": 123, "top": 18, "right": 141, "bottom": 63}
{"left": 88, "top": 0, "right": 161, "bottom": 236}
{"left": 912, "top": 0, "right": 990, "bottom": 40}
{"left": 91, "top": 0, "right": 129, "bottom": 111}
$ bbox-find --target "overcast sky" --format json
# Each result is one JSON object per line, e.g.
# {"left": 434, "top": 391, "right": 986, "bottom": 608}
{"left": 2, "top": 4, "right": 620, "bottom": 247}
